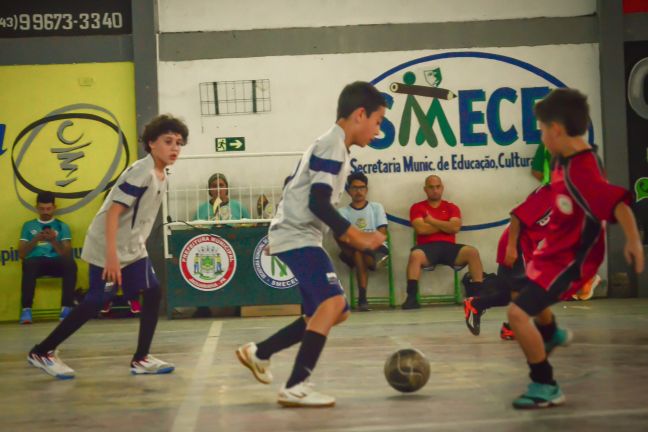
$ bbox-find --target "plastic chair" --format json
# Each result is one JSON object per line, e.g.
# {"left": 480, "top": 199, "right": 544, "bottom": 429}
{"left": 417, "top": 263, "right": 464, "bottom": 304}
{"left": 348, "top": 230, "right": 396, "bottom": 308}
{"left": 30, "top": 275, "right": 63, "bottom": 320}
{"left": 413, "top": 232, "right": 464, "bottom": 304}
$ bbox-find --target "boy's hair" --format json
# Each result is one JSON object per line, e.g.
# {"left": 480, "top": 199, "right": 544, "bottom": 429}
{"left": 534, "top": 88, "right": 590, "bottom": 137}
{"left": 347, "top": 171, "right": 368, "bottom": 187}
{"left": 337, "top": 81, "right": 386, "bottom": 120}
{"left": 36, "top": 191, "right": 55, "bottom": 205}
{"left": 140, "top": 114, "right": 189, "bottom": 153}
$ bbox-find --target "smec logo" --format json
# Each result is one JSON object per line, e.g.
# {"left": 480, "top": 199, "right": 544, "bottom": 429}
{"left": 352, "top": 50, "right": 596, "bottom": 231}
{"left": 252, "top": 236, "right": 298, "bottom": 289}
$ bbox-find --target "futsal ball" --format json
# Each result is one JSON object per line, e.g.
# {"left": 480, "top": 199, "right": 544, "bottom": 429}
{"left": 384, "top": 348, "right": 430, "bottom": 393}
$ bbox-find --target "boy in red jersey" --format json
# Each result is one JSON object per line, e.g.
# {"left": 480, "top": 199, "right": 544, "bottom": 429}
{"left": 507, "top": 88, "right": 644, "bottom": 409}
{"left": 463, "top": 184, "right": 552, "bottom": 338}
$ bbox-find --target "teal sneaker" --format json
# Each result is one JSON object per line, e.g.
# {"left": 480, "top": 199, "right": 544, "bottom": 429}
{"left": 512, "top": 382, "right": 565, "bottom": 409}
{"left": 545, "top": 327, "right": 573, "bottom": 355}
{"left": 20, "top": 308, "right": 32, "bottom": 324}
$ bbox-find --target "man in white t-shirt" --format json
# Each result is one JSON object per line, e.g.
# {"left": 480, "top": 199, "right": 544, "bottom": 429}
{"left": 338, "top": 171, "right": 388, "bottom": 311}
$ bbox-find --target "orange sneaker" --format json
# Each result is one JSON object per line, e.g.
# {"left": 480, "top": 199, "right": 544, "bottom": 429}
{"left": 572, "top": 274, "right": 601, "bottom": 301}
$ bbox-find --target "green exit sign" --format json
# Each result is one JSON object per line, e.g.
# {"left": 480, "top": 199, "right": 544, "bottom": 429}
{"left": 215, "top": 137, "right": 246, "bottom": 152}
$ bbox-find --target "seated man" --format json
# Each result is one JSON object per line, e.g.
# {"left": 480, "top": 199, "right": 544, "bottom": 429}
{"left": 19, "top": 191, "right": 77, "bottom": 324}
{"left": 402, "top": 175, "right": 484, "bottom": 309}
{"left": 193, "top": 172, "right": 250, "bottom": 221}
{"left": 337, "top": 172, "right": 389, "bottom": 311}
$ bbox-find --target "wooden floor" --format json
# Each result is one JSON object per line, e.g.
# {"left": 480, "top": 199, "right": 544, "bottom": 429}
{"left": 1, "top": 299, "right": 648, "bottom": 431}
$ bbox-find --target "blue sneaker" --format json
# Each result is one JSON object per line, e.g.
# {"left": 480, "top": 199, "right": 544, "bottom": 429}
{"left": 545, "top": 327, "right": 573, "bottom": 355}
{"left": 513, "top": 382, "right": 565, "bottom": 409}
{"left": 20, "top": 308, "right": 32, "bottom": 324}
{"left": 59, "top": 306, "right": 72, "bottom": 321}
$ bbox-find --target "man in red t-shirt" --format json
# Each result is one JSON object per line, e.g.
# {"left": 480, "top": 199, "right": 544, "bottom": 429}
{"left": 463, "top": 184, "right": 552, "bottom": 338}
{"left": 506, "top": 89, "right": 644, "bottom": 410}
{"left": 401, "top": 175, "right": 485, "bottom": 309}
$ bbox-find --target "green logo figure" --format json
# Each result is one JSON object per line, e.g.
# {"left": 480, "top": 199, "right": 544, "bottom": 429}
{"left": 271, "top": 256, "right": 288, "bottom": 277}
{"left": 635, "top": 177, "right": 648, "bottom": 202}
{"left": 398, "top": 71, "right": 457, "bottom": 148}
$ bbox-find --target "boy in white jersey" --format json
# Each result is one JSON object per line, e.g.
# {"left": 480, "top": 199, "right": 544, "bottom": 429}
{"left": 27, "top": 115, "right": 188, "bottom": 379}
{"left": 236, "top": 81, "right": 387, "bottom": 407}
{"left": 338, "top": 171, "right": 389, "bottom": 311}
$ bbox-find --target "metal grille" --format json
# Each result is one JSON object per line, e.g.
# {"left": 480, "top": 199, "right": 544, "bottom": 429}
{"left": 199, "top": 79, "right": 271, "bottom": 116}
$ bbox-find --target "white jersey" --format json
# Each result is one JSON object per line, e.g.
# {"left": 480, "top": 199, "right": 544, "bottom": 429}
{"left": 269, "top": 124, "right": 350, "bottom": 254}
{"left": 339, "top": 202, "right": 388, "bottom": 232}
{"left": 81, "top": 154, "right": 166, "bottom": 268}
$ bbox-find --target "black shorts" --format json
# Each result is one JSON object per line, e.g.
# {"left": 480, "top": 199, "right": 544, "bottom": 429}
{"left": 513, "top": 277, "right": 563, "bottom": 316}
{"left": 412, "top": 242, "right": 465, "bottom": 269}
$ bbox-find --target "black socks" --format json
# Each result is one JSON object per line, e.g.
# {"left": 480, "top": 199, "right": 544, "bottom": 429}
{"left": 358, "top": 287, "right": 368, "bottom": 303}
{"left": 133, "top": 288, "right": 161, "bottom": 361}
{"left": 529, "top": 359, "right": 556, "bottom": 385}
{"left": 285, "top": 330, "right": 327, "bottom": 388}
{"left": 535, "top": 316, "right": 557, "bottom": 342}
{"left": 406, "top": 279, "right": 418, "bottom": 297}
{"left": 256, "top": 316, "right": 307, "bottom": 360}
{"left": 36, "top": 299, "right": 100, "bottom": 354}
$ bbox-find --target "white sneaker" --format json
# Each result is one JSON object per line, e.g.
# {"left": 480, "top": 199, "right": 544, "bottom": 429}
{"left": 236, "top": 342, "right": 273, "bottom": 384}
{"left": 131, "top": 354, "right": 175, "bottom": 375}
{"left": 27, "top": 349, "right": 75, "bottom": 380}
{"left": 277, "top": 381, "right": 336, "bottom": 408}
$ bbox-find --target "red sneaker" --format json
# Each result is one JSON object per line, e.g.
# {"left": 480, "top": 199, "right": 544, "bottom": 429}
{"left": 101, "top": 301, "right": 112, "bottom": 314}
{"left": 129, "top": 299, "right": 141, "bottom": 314}
{"left": 500, "top": 322, "right": 515, "bottom": 340}
{"left": 463, "top": 297, "right": 481, "bottom": 336}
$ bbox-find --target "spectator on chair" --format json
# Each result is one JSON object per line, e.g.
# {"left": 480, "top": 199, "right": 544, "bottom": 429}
{"left": 337, "top": 172, "right": 389, "bottom": 312}
{"left": 193, "top": 172, "right": 250, "bottom": 221}
{"left": 402, "top": 175, "right": 484, "bottom": 310}
{"left": 19, "top": 192, "right": 77, "bottom": 324}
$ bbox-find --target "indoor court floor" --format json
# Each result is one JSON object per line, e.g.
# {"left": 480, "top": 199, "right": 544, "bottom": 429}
{"left": 1, "top": 298, "right": 647, "bottom": 432}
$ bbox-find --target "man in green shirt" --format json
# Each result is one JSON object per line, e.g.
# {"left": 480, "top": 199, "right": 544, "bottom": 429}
{"left": 19, "top": 192, "right": 77, "bottom": 324}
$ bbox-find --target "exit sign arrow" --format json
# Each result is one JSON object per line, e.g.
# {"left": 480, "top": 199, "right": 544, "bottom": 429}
{"left": 215, "top": 137, "right": 246, "bottom": 152}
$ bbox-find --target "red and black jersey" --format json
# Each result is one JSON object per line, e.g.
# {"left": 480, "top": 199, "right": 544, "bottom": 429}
{"left": 497, "top": 184, "right": 552, "bottom": 266}
{"left": 526, "top": 148, "right": 630, "bottom": 299}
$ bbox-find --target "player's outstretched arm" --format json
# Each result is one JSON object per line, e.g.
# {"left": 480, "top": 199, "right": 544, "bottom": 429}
{"left": 339, "top": 226, "right": 386, "bottom": 252}
{"left": 614, "top": 202, "right": 644, "bottom": 274}
{"left": 308, "top": 183, "right": 385, "bottom": 250}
